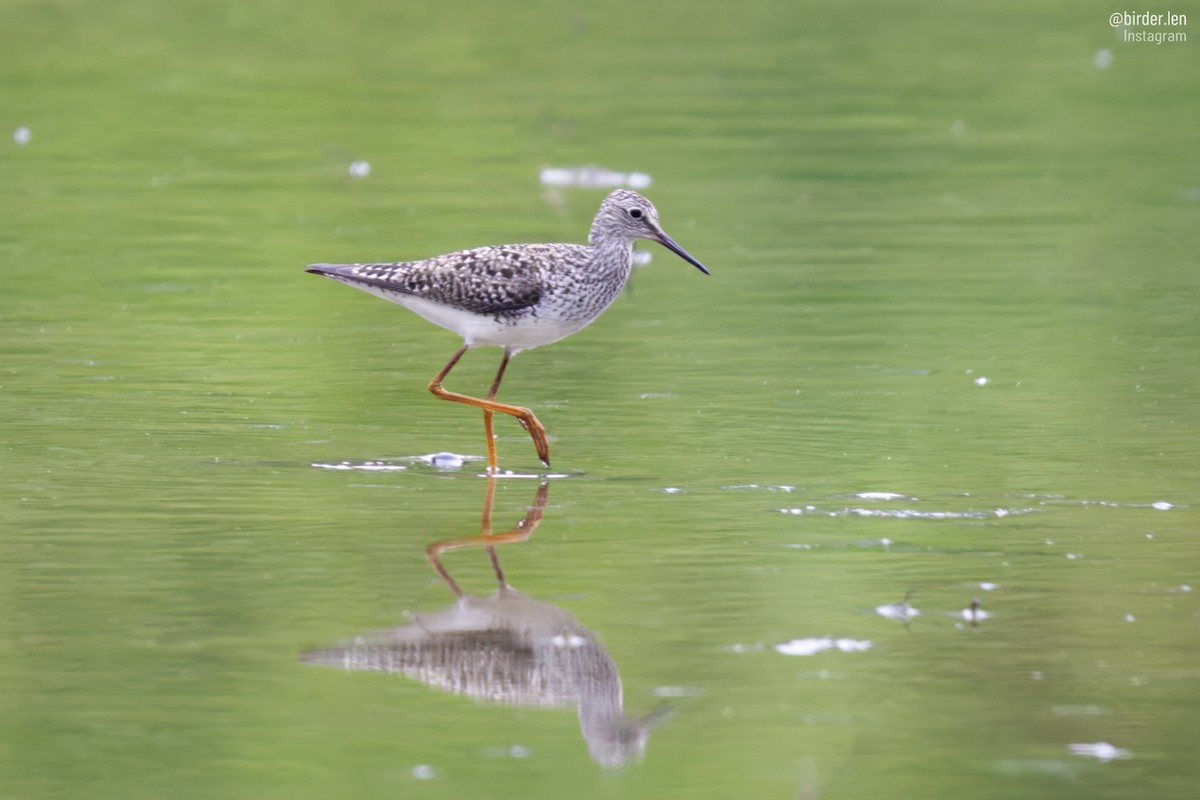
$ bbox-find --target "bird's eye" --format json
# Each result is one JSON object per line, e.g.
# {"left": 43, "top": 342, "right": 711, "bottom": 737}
{"left": 628, "top": 208, "right": 643, "bottom": 219}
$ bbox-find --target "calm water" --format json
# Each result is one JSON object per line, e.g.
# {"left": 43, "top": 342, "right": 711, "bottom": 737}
{"left": 3, "top": 1, "right": 1199, "bottom": 798}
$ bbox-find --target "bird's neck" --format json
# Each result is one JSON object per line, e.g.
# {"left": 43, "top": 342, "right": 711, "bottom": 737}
{"left": 586, "top": 234, "right": 635, "bottom": 282}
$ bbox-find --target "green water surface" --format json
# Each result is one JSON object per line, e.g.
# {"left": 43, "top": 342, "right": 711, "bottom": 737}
{"left": 2, "top": 1, "right": 1199, "bottom": 798}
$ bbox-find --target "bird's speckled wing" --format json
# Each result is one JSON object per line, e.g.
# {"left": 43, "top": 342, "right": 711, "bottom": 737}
{"left": 310, "top": 244, "right": 588, "bottom": 316}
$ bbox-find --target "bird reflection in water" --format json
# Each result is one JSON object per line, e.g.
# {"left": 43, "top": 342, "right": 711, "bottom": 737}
{"left": 300, "top": 477, "right": 669, "bottom": 768}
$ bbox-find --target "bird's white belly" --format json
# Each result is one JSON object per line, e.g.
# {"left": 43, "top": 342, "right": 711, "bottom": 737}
{"left": 355, "top": 283, "right": 588, "bottom": 352}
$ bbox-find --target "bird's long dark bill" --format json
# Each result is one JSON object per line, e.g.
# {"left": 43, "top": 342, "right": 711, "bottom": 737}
{"left": 655, "top": 231, "right": 710, "bottom": 275}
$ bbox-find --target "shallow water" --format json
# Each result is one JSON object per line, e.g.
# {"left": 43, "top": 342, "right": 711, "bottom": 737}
{"left": 3, "top": 1, "right": 1199, "bottom": 798}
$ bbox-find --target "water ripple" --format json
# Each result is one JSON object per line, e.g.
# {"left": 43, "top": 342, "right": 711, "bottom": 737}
{"left": 779, "top": 506, "right": 1030, "bottom": 520}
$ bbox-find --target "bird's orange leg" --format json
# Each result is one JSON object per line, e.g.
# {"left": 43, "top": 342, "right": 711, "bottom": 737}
{"left": 480, "top": 353, "right": 509, "bottom": 473}
{"left": 428, "top": 345, "right": 551, "bottom": 470}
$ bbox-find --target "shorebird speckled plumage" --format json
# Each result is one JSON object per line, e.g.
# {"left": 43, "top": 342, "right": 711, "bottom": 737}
{"left": 307, "top": 189, "right": 708, "bottom": 470}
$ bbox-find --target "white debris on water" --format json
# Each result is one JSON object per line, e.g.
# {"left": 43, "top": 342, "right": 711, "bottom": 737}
{"left": 489, "top": 469, "right": 571, "bottom": 479}
{"left": 412, "top": 452, "right": 484, "bottom": 469}
{"left": 411, "top": 764, "right": 437, "bottom": 779}
{"left": 538, "top": 165, "right": 652, "bottom": 190}
{"left": 961, "top": 603, "right": 990, "bottom": 622}
{"left": 856, "top": 491, "right": 911, "bottom": 501}
{"left": 310, "top": 452, "right": 482, "bottom": 471}
{"left": 13, "top": 126, "right": 31, "bottom": 145}
{"left": 876, "top": 603, "right": 920, "bottom": 622}
{"left": 781, "top": 506, "right": 1026, "bottom": 520}
{"left": 311, "top": 460, "right": 408, "bottom": 472}
{"left": 974, "top": 376, "right": 989, "bottom": 386}
{"left": 774, "top": 637, "right": 873, "bottom": 656}
{"left": 980, "top": 582, "right": 998, "bottom": 591}
{"left": 348, "top": 160, "right": 370, "bottom": 178}
{"left": 721, "top": 484, "right": 797, "bottom": 492}
{"left": 427, "top": 451, "right": 466, "bottom": 469}
{"left": 1093, "top": 48, "right": 1114, "bottom": 70}
{"left": 1042, "top": 496, "right": 1181, "bottom": 511}
{"left": 1068, "top": 742, "right": 1130, "bottom": 762}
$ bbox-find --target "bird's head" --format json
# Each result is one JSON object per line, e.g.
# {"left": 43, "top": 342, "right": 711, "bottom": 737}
{"left": 591, "top": 189, "right": 709, "bottom": 275}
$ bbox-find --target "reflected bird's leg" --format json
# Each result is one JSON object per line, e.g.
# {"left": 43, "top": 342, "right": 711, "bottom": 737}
{"left": 425, "top": 476, "right": 551, "bottom": 596}
{"left": 427, "top": 345, "right": 550, "bottom": 471}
